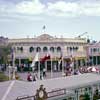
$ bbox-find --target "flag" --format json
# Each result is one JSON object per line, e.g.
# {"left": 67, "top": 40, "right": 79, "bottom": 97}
{"left": 58, "top": 52, "right": 63, "bottom": 65}
{"left": 43, "top": 25, "right": 46, "bottom": 30}
{"left": 40, "top": 54, "right": 50, "bottom": 63}
{"left": 31, "top": 53, "right": 39, "bottom": 68}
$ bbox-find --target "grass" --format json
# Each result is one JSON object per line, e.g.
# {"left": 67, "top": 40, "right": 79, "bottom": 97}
{"left": 0, "top": 72, "right": 9, "bottom": 82}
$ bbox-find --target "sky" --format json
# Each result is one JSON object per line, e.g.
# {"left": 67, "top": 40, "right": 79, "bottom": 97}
{"left": 0, "top": 0, "right": 100, "bottom": 41}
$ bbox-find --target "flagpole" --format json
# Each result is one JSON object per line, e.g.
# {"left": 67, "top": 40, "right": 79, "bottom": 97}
{"left": 39, "top": 52, "right": 41, "bottom": 80}
{"left": 12, "top": 48, "right": 15, "bottom": 80}
{"left": 62, "top": 56, "right": 64, "bottom": 76}
{"left": 38, "top": 60, "right": 40, "bottom": 80}
{"left": 51, "top": 53, "right": 53, "bottom": 78}
{"left": 45, "top": 60, "right": 47, "bottom": 72}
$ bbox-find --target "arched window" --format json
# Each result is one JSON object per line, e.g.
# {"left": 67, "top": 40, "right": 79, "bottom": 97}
{"left": 20, "top": 47, "right": 23, "bottom": 52}
{"left": 75, "top": 47, "right": 78, "bottom": 51}
{"left": 36, "top": 47, "right": 41, "bottom": 52}
{"left": 43, "top": 47, "right": 48, "bottom": 52}
{"left": 73, "top": 47, "right": 75, "bottom": 51}
{"left": 17, "top": 47, "right": 23, "bottom": 52}
{"left": 29, "top": 47, "right": 34, "bottom": 53}
{"left": 93, "top": 48, "right": 97, "bottom": 52}
{"left": 70, "top": 47, "right": 72, "bottom": 51}
{"left": 50, "top": 47, "right": 54, "bottom": 52}
{"left": 57, "top": 47, "right": 61, "bottom": 52}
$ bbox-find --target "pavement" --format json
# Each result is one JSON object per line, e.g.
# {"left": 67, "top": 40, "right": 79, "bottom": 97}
{"left": 5, "top": 71, "right": 63, "bottom": 81}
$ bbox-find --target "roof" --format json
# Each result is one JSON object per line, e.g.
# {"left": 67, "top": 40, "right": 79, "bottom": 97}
{"left": 37, "top": 34, "right": 54, "bottom": 40}
{"left": 0, "top": 73, "right": 100, "bottom": 100}
{"left": 8, "top": 34, "right": 87, "bottom": 44}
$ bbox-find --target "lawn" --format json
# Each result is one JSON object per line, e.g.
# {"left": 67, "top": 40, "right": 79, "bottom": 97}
{"left": 0, "top": 72, "right": 9, "bottom": 82}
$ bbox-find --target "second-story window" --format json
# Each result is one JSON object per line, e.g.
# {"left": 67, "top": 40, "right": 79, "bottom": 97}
{"left": 50, "top": 47, "right": 54, "bottom": 52}
{"left": 43, "top": 47, "right": 48, "bottom": 52}
{"left": 70, "top": 47, "right": 72, "bottom": 51}
{"left": 29, "top": 47, "right": 34, "bottom": 53}
{"left": 17, "top": 47, "right": 23, "bottom": 52}
{"left": 57, "top": 47, "right": 61, "bottom": 52}
{"left": 93, "top": 48, "right": 97, "bottom": 53}
{"left": 36, "top": 47, "right": 41, "bottom": 52}
{"left": 75, "top": 47, "right": 78, "bottom": 51}
{"left": 20, "top": 47, "right": 23, "bottom": 52}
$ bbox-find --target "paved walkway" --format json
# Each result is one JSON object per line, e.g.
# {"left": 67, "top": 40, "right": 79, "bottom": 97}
{"left": 19, "top": 71, "right": 63, "bottom": 81}
{"left": 5, "top": 71, "right": 63, "bottom": 81}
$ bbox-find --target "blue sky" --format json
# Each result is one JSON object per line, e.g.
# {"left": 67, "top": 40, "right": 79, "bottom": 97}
{"left": 0, "top": 0, "right": 100, "bottom": 41}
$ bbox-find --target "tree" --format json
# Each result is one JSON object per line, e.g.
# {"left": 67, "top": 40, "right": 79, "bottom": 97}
{"left": 0, "top": 45, "right": 11, "bottom": 64}
{"left": 0, "top": 72, "right": 9, "bottom": 82}
{"left": 83, "top": 93, "right": 90, "bottom": 100}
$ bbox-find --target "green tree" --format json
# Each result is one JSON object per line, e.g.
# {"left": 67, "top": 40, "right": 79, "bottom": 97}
{"left": 83, "top": 93, "right": 90, "bottom": 100}
{"left": 0, "top": 72, "right": 9, "bottom": 82}
{"left": 0, "top": 45, "right": 11, "bottom": 64}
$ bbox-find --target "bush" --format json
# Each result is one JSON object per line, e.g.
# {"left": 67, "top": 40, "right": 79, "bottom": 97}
{"left": 0, "top": 72, "right": 9, "bottom": 82}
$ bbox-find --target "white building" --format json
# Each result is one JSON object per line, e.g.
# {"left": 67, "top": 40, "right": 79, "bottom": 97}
{"left": 86, "top": 42, "right": 100, "bottom": 66}
{"left": 8, "top": 34, "right": 87, "bottom": 70}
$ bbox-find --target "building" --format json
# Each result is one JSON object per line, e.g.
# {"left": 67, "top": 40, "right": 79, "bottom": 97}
{"left": 8, "top": 34, "right": 87, "bottom": 71}
{"left": 0, "top": 36, "right": 8, "bottom": 46}
{"left": 86, "top": 42, "right": 100, "bottom": 66}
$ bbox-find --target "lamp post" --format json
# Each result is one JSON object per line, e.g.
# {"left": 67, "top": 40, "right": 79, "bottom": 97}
{"left": 11, "top": 47, "right": 15, "bottom": 80}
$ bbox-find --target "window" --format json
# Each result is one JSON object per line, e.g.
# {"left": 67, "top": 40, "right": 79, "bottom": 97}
{"left": 29, "top": 47, "right": 34, "bottom": 53}
{"left": 70, "top": 47, "right": 72, "bottom": 51}
{"left": 90, "top": 48, "right": 92, "bottom": 53}
{"left": 50, "top": 47, "right": 54, "bottom": 52}
{"left": 57, "top": 47, "right": 61, "bottom": 52}
{"left": 93, "top": 48, "right": 97, "bottom": 52}
{"left": 75, "top": 47, "right": 78, "bottom": 50}
{"left": 43, "top": 47, "right": 48, "bottom": 52}
{"left": 17, "top": 47, "right": 23, "bottom": 52}
{"left": 36, "top": 47, "right": 41, "bottom": 52}
{"left": 20, "top": 47, "right": 23, "bottom": 52}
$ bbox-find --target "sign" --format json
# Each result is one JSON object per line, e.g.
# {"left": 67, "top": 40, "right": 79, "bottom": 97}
{"left": 35, "top": 85, "right": 47, "bottom": 100}
{"left": 48, "top": 88, "right": 66, "bottom": 98}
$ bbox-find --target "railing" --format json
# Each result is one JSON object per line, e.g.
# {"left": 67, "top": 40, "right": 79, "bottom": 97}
{"left": 16, "top": 88, "right": 66, "bottom": 100}
{"left": 16, "top": 95, "right": 35, "bottom": 100}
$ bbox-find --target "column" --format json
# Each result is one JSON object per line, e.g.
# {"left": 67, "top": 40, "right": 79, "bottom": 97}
{"left": 96, "top": 56, "right": 98, "bottom": 66}
{"left": 62, "top": 57, "right": 64, "bottom": 76}
{"left": 19, "top": 58, "right": 21, "bottom": 67}
{"left": 51, "top": 58, "right": 53, "bottom": 78}
{"left": 45, "top": 60, "right": 47, "bottom": 71}
{"left": 38, "top": 61, "right": 40, "bottom": 80}
{"left": 12, "top": 49, "right": 15, "bottom": 80}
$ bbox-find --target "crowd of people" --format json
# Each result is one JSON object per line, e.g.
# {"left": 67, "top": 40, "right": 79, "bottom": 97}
{"left": 62, "top": 66, "right": 100, "bottom": 77}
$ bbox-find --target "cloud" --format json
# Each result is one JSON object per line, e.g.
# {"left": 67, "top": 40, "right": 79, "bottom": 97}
{"left": 47, "top": 1, "right": 100, "bottom": 17}
{"left": 16, "top": 0, "right": 45, "bottom": 14}
{"left": 0, "top": 0, "right": 100, "bottom": 19}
